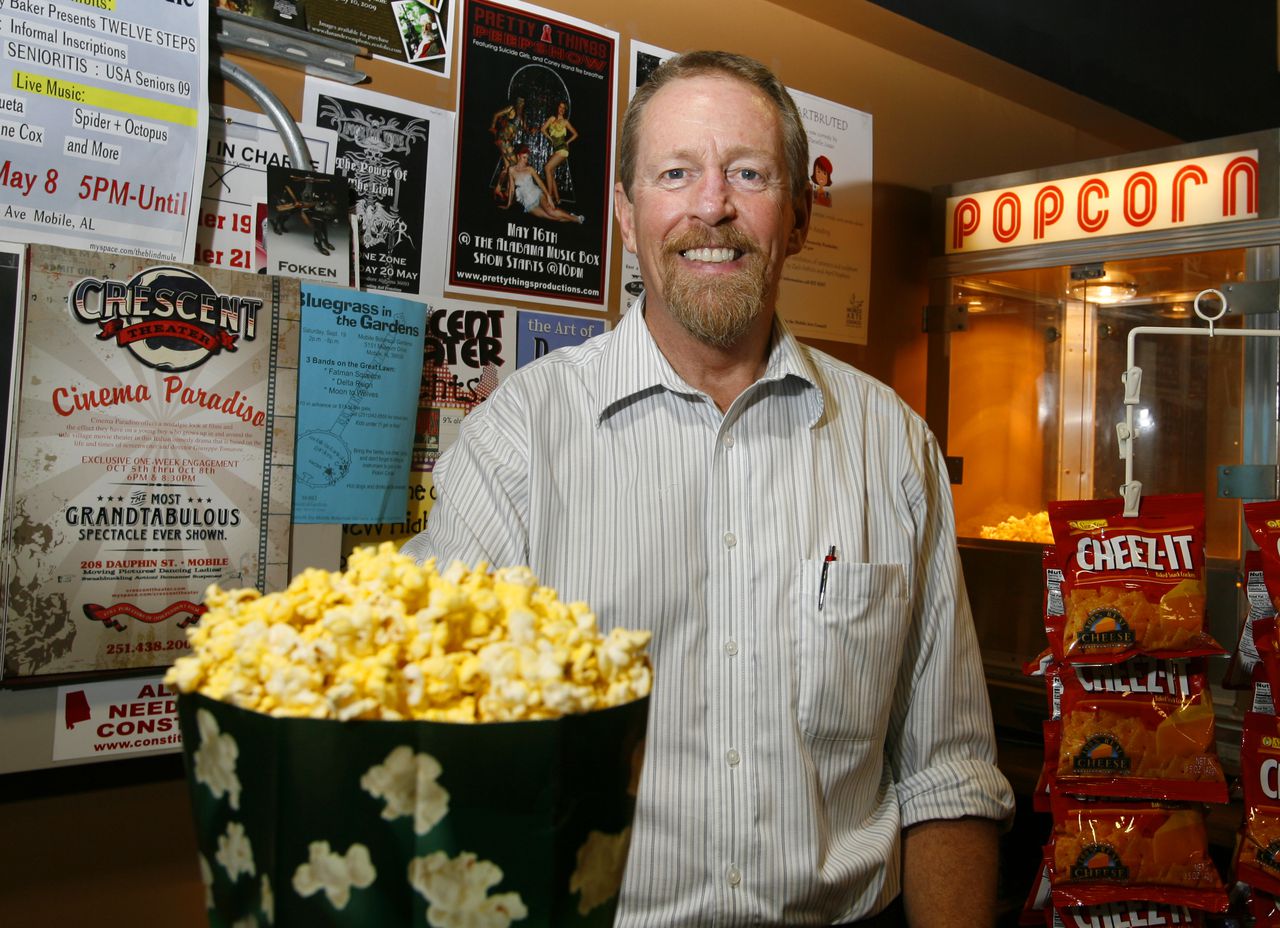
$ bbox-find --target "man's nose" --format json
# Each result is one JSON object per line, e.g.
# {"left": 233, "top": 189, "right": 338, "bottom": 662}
{"left": 689, "top": 171, "right": 737, "bottom": 224}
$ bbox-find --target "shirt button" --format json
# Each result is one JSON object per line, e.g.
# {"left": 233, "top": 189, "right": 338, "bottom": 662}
{"left": 723, "top": 434, "right": 735, "bottom": 448}
{"left": 724, "top": 639, "right": 739, "bottom": 656}
{"left": 727, "top": 865, "right": 742, "bottom": 887}
{"left": 726, "top": 749, "right": 741, "bottom": 767}
{"left": 723, "top": 532, "right": 737, "bottom": 548}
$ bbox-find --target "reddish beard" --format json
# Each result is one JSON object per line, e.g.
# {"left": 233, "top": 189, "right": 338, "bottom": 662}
{"left": 658, "top": 226, "right": 769, "bottom": 348}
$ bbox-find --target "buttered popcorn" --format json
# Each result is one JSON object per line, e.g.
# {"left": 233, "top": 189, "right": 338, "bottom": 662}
{"left": 165, "top": 544, "right": 652, "bottom": 722}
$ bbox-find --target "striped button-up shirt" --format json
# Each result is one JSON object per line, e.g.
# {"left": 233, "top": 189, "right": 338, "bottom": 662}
{"left": 401, "top": 300, "right": 1014, "bottom": 926}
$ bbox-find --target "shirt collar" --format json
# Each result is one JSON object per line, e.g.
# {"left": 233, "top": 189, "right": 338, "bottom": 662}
{"left": 594, "top": 293, "right": 825, "bottom": 427}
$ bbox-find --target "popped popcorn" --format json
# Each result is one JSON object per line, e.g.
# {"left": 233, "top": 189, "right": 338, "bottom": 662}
{"left": 978, "top": 510, "right": 1053, "bottom": 543}
{"left": 193, "top": 708, "right": 242, "bottom": 810}
{"left": 166, "top": 544, "right": 652, "bottom": 722}
{"left": 408, "top": 851, "right": 528, "bottom": 928}
{"left": 292, "top": 841, "right": 376, "bottom": 910}
{"left": 216, "top": 821, "right": 256, "bottom": 881}
{"left": 360, "top": 745, "right": 450, "bottom": 835}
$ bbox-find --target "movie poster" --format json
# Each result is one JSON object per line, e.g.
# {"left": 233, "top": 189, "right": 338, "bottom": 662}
{"left": 446, "top": 0, "right": 616, "bottom": 310}
{"left": 0, "top": 245, "right": 298, "bottom": 681}
{"left": 302, "top": 80, "right": 454, "bottom": 300}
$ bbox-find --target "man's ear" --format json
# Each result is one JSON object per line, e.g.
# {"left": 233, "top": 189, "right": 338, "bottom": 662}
{"left": 787, "top": 186, "right": 813, "bottom": 257}
{"left": 613, "top": 182, "right": 637, "bottom": 254}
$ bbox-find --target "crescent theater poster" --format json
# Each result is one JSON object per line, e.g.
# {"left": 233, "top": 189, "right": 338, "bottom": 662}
{"left": 446, "top": 0, "right": 616, "bottom": 310}
{"left": 1, "top": 245, "right": 298, "bottom": 681}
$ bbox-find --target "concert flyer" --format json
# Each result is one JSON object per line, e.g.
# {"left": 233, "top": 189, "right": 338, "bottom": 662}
{"left": 445, "top": 0, "right": 616, "bottom": 310}
{"left": 294, "top": 285, "right": 425, "bottom": 525}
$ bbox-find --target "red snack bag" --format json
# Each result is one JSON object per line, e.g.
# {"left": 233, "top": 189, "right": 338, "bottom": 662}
{"left": 1224, "top": 550, "right": 1275, "bottom": 689}
{"left": 1233, "top": 712, "right": 1280, "bottom": 899}
{"left": 1047, "top": 901, "right": 1202, "bottom": 927}
{"left": 1246, "top": 501, "right": 1280, "bottom": 611}
{"left": 1050, "top": 796, "right": 1228, "bottom": 912}
{"left": 1049, "top": 659, "right": 1227, "bottom": 803}
{"left": 1255, "top": 619, "right": 1280, "bottom": 715}
{"left": 1047, "top": 495, "right": 1222, "bottom": 664}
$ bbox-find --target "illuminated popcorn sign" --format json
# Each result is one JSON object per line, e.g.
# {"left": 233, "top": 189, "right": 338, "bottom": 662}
{"left": 945, "top": 149, "right": 1259, "bottom": 254}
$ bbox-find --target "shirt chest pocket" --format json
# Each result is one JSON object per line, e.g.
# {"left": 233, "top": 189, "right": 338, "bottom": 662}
{"left": 793, "top": 560, "right": 909, "bottom": 741}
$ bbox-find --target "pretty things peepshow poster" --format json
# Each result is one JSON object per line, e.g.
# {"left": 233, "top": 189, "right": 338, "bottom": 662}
{"left": 446, "top": 0, "right": 616, "bottom": 310}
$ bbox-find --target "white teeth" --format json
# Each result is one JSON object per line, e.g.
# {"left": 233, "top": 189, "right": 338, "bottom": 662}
{"left": 681, "top": 247, "right": 736, "bottom": 263}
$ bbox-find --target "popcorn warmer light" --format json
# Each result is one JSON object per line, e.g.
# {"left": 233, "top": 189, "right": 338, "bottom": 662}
{"left": 172, "top": 545, "right": 651, "bottom": 927}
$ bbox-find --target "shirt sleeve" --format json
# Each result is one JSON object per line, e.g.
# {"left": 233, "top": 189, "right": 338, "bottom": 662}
{"left": 399, "top": 384, "right": 532, "bottom": 571}
{"left": 888, "top": 426, "right": 1016, "bottom": 829}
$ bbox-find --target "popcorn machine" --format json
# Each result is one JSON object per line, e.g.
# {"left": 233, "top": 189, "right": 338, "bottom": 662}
{"left": 928, "top": 131, "right": 1280, "bottom": 739}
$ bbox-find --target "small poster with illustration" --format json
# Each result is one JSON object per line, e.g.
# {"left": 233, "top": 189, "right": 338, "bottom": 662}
{"left": 265, "top": 167, "right": 353, "bottom": 284}
{"left": 307, "top": 0, "right": 456, "bottom": 77}
{"left": 303, "top": 80, "right": 454, "bottom": 300}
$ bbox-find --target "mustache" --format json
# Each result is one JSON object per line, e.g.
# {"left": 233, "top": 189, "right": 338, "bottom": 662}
{"left": 662, "top": 226, "right": 758, "bottom": 257}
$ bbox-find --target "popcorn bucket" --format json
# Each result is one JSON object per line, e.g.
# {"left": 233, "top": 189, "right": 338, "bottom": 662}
{"left": 178, "top": 691, "right": 649, "bottom": 927}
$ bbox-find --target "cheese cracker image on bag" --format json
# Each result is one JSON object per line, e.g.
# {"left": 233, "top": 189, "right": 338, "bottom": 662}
{"left": 1049, "top": 797, "right": 1227, "bottom": 912}
{"left": 1047, "top": 495, "right": 1223, "bottom": 664}
{"left": 1041, "top": 659, "right": 1227, "bottom": 804}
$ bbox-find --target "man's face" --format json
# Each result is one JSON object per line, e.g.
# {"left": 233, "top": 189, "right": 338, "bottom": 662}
{"left": 614, "top": 74, "right": 809, "bottom": 347}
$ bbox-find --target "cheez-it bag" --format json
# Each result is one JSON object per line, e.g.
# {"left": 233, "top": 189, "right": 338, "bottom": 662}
{"left": 1043, "top": 660, "right": 1226, "bottom": 804}
{"left": 1246, "top": 501, "right": 1280, "bottom": 612}
{"left": 1048, "top": 901, "right": 1202, "bottom": 927}
{"left": 1047, "top": 495, "right": 1222, "bottom": 664}
{"left": 1050, "top": 796, "right": 1227, "bottom": 912}
{"left": 1234, "top": 712, "right": 1280, "bottom": 899}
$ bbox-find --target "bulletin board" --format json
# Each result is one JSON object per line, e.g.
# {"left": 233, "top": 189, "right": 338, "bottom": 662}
{"left": 0, "top": 0, "right": 877, "bottom": 773}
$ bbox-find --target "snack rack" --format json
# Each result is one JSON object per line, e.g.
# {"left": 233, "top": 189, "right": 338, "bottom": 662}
{"left": 1118, "top": 288, "right": 1280, "bottom": 516}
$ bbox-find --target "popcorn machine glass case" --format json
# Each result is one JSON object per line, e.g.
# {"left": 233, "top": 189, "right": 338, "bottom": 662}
{"left": 929, "top": 131, "right": 1280, "bottom": 738}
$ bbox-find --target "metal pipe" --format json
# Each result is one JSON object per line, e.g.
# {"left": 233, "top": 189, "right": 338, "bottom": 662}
{"left": 215, "top": 57, "right": 313, "bottom": 171}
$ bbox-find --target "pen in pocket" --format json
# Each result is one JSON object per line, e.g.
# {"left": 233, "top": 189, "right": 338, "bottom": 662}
{"left": 818, "top": 545, "right": 837, "bottom": 610}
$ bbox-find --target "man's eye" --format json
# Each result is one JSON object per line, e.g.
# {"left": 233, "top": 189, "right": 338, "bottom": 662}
{"left": 661, "top": 169, "right": 686, "bottom": 181}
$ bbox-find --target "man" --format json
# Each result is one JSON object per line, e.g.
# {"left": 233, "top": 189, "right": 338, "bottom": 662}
{"left": 403, "top": 51, "right": 1013, "bottom": 927}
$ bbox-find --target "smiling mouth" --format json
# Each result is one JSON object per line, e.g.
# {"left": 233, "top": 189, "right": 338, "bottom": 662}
{"left": 680, "top": 247, "right": 740, "bottom": 263}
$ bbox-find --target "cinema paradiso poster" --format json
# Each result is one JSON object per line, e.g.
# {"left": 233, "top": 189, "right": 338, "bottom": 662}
{"left": 1, "top": 245, "right": 298, "bottom": 681}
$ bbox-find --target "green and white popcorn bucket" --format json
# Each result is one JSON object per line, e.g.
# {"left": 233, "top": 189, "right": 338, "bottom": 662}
{"left": 178, "top": 691, "right": 649, "bottom": 927}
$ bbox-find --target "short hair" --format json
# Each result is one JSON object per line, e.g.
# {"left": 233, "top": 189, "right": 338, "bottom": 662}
{"left": 618, "top": 50, "right": 810, "bottom": 201}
